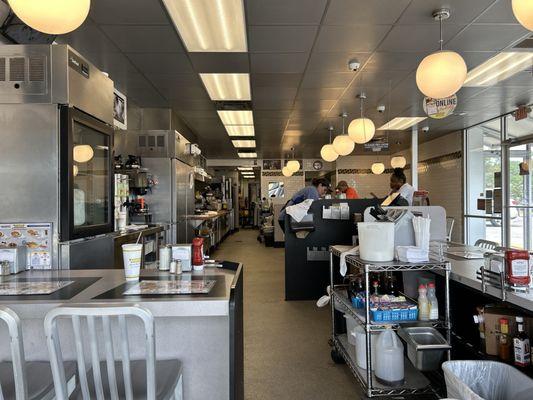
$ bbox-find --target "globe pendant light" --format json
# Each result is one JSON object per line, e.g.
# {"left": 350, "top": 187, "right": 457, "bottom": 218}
{"left": 73, "top": 144, "right": 94, "bottom": 163}
{"left": 321, "top": 126, "right": 339, "bottom": 162}
{"left": 371, "top": 163, "right": 385, "bottom": 175}
{"left": 333, "top": 113, "right": 355, "bottom": 156}
{"left": 348, "top": 94, "right": 375, "bottom": 144}
{"left": 416, "top": 9, "right": 467, "bottom": 99}
{"left": 286, "top": 147, "right": 300, "bottom": 173}
{"left": 512, "top": 0, "right": 533, "bottom": 30}
{"left": 282, "top": 166, "right": 293, "bottom": 177}
{"left": 391, "top": 156, "right": 407, "bottom": 169}
{"left": 8, "top": 0, "right": 91, "bottom": 35}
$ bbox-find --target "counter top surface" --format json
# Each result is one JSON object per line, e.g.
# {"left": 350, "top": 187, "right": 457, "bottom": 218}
{"left": 0, "top": 264, "right": 242, "bottom": 318}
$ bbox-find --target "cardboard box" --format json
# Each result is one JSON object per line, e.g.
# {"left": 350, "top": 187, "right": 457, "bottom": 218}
{"left": 483, "top": 306, "right": 533, "bottom": 356}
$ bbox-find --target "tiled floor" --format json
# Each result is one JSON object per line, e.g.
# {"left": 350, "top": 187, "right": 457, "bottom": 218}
{"left": 212, "top": 229, "right": 362, "bottom": 400}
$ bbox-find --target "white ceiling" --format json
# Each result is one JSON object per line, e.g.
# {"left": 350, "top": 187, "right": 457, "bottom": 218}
{"left": 57, "top": 0, "right": 532, "bottom": 158}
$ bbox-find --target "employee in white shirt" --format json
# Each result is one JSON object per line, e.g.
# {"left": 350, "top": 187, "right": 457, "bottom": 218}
{"left": 389, "top": 168, "right": 415, "bottom": 205}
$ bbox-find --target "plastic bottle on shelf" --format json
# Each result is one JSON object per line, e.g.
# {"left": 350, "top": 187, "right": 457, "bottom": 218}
{"left": 427, "top": 282, "right": 439, "bottom": 320}
{"left": 418, "top": 284, "right": 430, "bottom": 321}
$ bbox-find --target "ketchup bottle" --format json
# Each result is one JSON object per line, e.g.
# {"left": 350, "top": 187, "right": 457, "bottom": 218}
{"left": 505, "top": 250, "right": 530, "bottom": 288}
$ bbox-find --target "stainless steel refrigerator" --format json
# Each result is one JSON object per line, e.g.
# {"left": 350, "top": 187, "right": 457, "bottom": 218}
{"left": 115, "top": 130, "right": 196, "bottom": 243}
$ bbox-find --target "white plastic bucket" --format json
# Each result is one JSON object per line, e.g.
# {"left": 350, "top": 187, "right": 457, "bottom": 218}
{"left": 344, "top": 314, "right": 357, "bottom": 345}
{"left": 358, "top": 222, "right": 395, "bottom": 262}
{"left": 353, "top": 324, "right": 377, "bottom": 370}
{"left": 122, "top": 243, "right": 143, "bottom": 280}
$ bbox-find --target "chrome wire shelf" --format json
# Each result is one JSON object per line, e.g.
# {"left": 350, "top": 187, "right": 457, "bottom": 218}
{"left": 346, "top": 255, "right": 450, "bottom": 273}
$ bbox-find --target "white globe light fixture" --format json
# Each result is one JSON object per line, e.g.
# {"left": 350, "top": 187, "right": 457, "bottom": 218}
{"left": 348, "top": 94, "right": 375, "bottom": 144}
{"left": 73, "top": 144, "right": 94, "bottom": 163}
{"left": 321, "top": 144, "right": 338, "bottom": 162}
{"left": 512, "top": 0, "right": 533, "bottom": 30}
{"left": 371, "top": 163, "right": 385, "bottom": 175}
{"left": 282, "top": 166, "right": 293, "bottom": 177}
{"left": 390, "top": 156, "right": 407, "bottom": 169}
{"left": 415, "top": 9, "right": 467, "bottom": 99}
{"left": 286, "top": 160, "right": 300, "bottom": 173}
{"left": 332, "top": 135, "right": 355, "bottom": 156}
{"left": 8, "top": 0, "right": 91, "bottom": 35}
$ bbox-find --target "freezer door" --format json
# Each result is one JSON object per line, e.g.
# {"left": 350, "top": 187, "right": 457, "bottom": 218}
{"left": 173, "top": 159, "right": 195, "bottom": 243}
{"left": 142, "top": 158, "right": 173, "bottom": 224}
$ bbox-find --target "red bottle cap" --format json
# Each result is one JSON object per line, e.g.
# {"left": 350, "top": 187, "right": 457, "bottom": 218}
{"left": 428, "top": 282, "right": 435, "bottom": 288}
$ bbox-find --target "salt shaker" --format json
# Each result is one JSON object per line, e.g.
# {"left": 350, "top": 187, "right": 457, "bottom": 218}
{"left": 169, "top": 259, "right": 177, "bottom": 274}
{"left": 176, "top": 259, "right": 182, "bottom": 275}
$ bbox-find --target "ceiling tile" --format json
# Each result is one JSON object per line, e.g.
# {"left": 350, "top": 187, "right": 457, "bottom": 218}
{"left": 126, "top": 53, "right": 194, "bottom": 74}
{"left": 127, "top": 88, "right": 168, "bottom": 107}
{"left": 253, "top": 98, "right": 295, "bottom": 110}
{"left": 90, "top": 0, "right": 169, "bottom": 24}
{"left": 249, "top": 26, "right": 319, "bottom": 53}
{"left": 315, "top": 25, "right": 391, "bottom": 52}
{"left": 296, "top": 87, "right": 345, "bottom": 100}
{"left": 60, "top": 22, "right": 120, "bottom": 54}
{"left": 146, "top": 73, "right": 202, "bottom": 88}
{"left": 251, "top": 53, "right": 309, "bottom": 73}
{"left": 158, "top": 85, "right": 210, "bottom": 101}
{"left": 247, "top": 0, "right": 328, "bottom": 25}
{"left": 476, "top": 1, "right": 521, "bottom": 24}
{"left": 364, "top": 52, "right": 426, "bottom": 71}
{"left": 397, "top": 0, "right": 496, "bottom": 25}
{"left": 324, "top": 0, "right": 411, "bottom": 25}
{"left": 378, "top": 24, "right": 466, "bottom": 52}
{"left": 171, "top": 99, "right": 216, "bottom": 111}
{"left": 100, "top": 25, "right": 184, "bottom": 53}
{"left": 251, "top": 73, "right": 302, "bottom": 87}
{"left": 253, "top": 87, "right": 299, "bottom": 101}
{"left": 293, "top": 99, "right": 337, "bottom": 111}
{"left": 189, "top": 53, "right": 249, "bottom": 73}
{"left": 447, "top": 25, "right": 529, "bottom": 52}
{"left": 306, "top": 52, "right": 371, "bottom": 72}
{"left": 300, "top": 72, "right": 355, "bottom": 88}
{"left": 460, "top": 51, "right": 498, "bottom": 70}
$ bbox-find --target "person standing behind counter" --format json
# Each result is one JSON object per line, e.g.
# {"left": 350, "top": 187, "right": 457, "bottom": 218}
{"left": 390, "top": 168, "right": 415, "bottom": 205}
{"left": 278, "top": 178, "right": 330, "bottom": 232}
{"left": 336, "top": 180, "right": 359, "bottom": 199}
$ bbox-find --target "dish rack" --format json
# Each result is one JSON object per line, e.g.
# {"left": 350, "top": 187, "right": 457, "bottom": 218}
{"left": 329, "top": 246, "right": 451, "bottom": 398}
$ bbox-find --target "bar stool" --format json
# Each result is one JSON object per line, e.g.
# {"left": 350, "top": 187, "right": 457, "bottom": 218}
{"left": 474, "top": 239, "right": 498, "bottom": 250}
{"left": 0, "top": 306, "right": 77, "bottom": 399}
{"left": 44, "top": 304, "right": 183, "bottom": 400}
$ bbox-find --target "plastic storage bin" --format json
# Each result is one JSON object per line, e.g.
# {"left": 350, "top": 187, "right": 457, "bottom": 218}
{"left": 442, "top": 360, "right": 533, "bottom": 400}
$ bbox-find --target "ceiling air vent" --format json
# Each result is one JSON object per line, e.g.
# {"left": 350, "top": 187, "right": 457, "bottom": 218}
{"left": 28, "top": 56, "right": 45, "bottom": 82}
{"left": 0, "top": 58, "right": 5, "bottom": 82}
{"left": 9, "top": 57, "right": 25, "bottom": 81}
{"left": 214, "top": 100, "right": 252, "bottom": 111}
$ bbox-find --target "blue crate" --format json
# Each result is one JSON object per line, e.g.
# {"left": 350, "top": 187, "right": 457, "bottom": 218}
{"left": 371, "top": 307, "right": 418, "bottom": 322}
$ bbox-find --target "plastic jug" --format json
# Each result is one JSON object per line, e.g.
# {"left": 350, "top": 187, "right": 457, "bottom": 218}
{"left": 375, "top": 328, "right": 405, "bottom": 386}
{"left": 357, "top": 222, "right": 395, "bottom": 262}
{"left": 352, "top": 324, "right": 377, "bottom": 370}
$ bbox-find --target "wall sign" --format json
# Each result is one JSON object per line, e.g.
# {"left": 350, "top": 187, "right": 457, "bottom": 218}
{"left": 312, "top": 160, "right": 323, "bottom": 170}
{"left": 113, "top": 88, "right": 127, "bottom": 130}
{"left": 364, "top": 137, "right": 388, "bottom": 152}
{"left": 423, "top": 95, "right": 457, "bottom": 119}
{"left": 262, "top": 160, "right": 282, "bottom": 170}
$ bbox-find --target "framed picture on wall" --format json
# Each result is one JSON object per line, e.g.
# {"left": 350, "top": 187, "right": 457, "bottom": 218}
{"left": 113, "top": 88, "right": 127, "bottom": 130}
{"left": 263, "top": 159, "right": 282, "bottom": 170}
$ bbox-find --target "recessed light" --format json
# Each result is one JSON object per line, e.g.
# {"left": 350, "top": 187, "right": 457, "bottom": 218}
{"left": 243, "top": 176, "right": 256, "bottom": 179}
{"left": 217, "top": 110, "right": 253, "bottom": 125}
{"left": 377, "top": 117, "right": 427, "bottom": 131}
{"left": 225, "top": 125, "right": 255, "bottom": 137}
{"left": 463, "top": 52, "right": 533, "bottom": 87}
{"left": 237, "top": 167, "right": 253, "bottom": 171}
{"left": 162, "top": 0, "right": 247, "bottom": 52}
{"left": 232, "top": 140, "right": 256, "bottom": 148}
{"left": 238, "top": 152, "right": 257, "bottom": 158}
{"left": 199, "top": 73, "right": 251, "bottom": 101}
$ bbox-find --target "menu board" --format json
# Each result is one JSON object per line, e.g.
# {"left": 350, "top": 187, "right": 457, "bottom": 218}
{"left": 123, "top": 279, "right": 216, "bottom": 295}
{"left": 0, "top": 223, "right": 53, "bottom": 269}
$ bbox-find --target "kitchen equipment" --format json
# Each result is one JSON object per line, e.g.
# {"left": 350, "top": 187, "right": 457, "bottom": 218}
{"left": 192, "top": 237, "right": 204, "bottom": 270}
{"left": 357, "top": 222, "right": 395, "bottom": 262}
{"left": 398, "top": 327, "right": 450, "bottom": 371}
{"left": 375, "top": 328, "right": 404, "bottom": 386}
{"left": 171, "top": 244, "right": 192, "bottom": 272}
{"left": 353, "top": 324, "right": 377, "bottom": 370}
{"left": 0, "top": 245, "right": 27, "bottom": 274}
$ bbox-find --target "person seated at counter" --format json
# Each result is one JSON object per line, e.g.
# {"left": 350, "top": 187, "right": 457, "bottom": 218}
{"left": 278, "top": 178, "right": 330, "bottom": 232}
{"left": 371, "top": 168, "right": 414, "bottom": 206}
{"left": 336, "top": 180, "right": 359, "bottom": 199}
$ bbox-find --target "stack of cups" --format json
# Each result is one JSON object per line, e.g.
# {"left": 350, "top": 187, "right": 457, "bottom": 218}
{"left": 413, "top": 216, "right": 431, "bottom": 251}
{"left": 122, "top": 244, "right": 143, "bottom": 280}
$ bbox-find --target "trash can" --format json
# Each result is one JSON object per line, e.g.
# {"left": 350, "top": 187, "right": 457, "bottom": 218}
{"left": 442, "top": 360, "right": 533, "bottom": 400}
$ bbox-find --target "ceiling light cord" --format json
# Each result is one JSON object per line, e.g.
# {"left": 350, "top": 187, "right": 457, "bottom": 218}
{"left": 439, "top": 14, "right": 443, "bottom": 51}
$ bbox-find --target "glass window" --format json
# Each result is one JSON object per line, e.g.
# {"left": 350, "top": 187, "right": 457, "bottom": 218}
{"left": 72, "top": 121, "right": 110, "bottom": 229}
{"left": 465, "top": 119, "right": 503, "bottom": 245}
{"left": 506, "top": 112, "right": 533, "bottom": 140}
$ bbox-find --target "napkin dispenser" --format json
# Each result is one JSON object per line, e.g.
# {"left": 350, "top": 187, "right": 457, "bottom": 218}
{"left": 171, "top": 244, "right": 192, "bottom": 272}
{"left": 289, "top": 213, "right": 315, "bottom": 233}
{"left": 0, "top": 246, "right": 28, "bottom": 274}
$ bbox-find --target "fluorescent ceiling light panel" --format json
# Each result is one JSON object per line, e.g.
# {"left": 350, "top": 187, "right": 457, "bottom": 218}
{"left": 378, "top": 117, "right": 427, "bottom": 131}
{"left": 232, "top": 140, "right": 256, "bottom": 148}
{"left": 464, "top": 52, "right": 533, "bottom": 87}
{"left": 237, "top": 167, "right": 253, "bottom": 171}
{"left": 238, "top": 152, "right": 257, "bottom": 158}
{"left": 217, "top": 110, "right": 253, "bottom": 126}
{"left": 200, "top": 73, "right": 251, "bottom": 101}
{"left": 162, "top": 0, "right": 247, "bottom": 52}
{"left": 225, "top": 125, "right": 255, "bottom": 137}
{"left": 243, "top": 176, "right": 256, "bottom": 179}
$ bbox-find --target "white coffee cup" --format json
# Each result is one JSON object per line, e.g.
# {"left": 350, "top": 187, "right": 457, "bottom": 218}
{"left": 122, "top": 243, "right": 143, "bottom": 280}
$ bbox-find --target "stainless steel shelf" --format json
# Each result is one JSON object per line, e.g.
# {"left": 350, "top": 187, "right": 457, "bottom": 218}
{"left": 345, "top": 255, "right": 450, "bottom": 273}
{"left": 333, "top": 334, "right": 433, "bottom": 397}
{"left": 332, "top": 288, "right": 448, "bottom": 332}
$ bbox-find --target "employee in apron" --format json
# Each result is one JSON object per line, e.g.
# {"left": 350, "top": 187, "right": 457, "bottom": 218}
{"left": 371, "top": 168, "right": 414, "bottom": 206}
{"left": 278, "top": 178, "right": 329, "bottom": 232}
